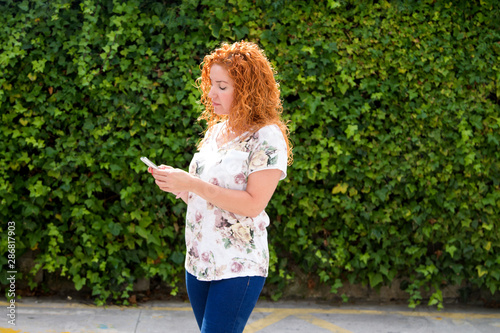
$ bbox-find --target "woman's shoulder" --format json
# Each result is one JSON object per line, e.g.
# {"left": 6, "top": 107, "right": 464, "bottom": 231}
{"left": 257, "top": 124, "right": 283, "bottom": 136}
{"left": 253, "top": 124, "right": 285, "bottom": 142}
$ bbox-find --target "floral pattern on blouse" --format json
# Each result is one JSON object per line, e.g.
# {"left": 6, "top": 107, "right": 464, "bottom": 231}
{"left": 185, "top": 122, "right": 287, "bottom": 281}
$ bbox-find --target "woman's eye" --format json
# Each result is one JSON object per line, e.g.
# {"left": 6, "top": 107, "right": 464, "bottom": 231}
{"left": 219, "top": 86, "right": 226, "bottom": 90}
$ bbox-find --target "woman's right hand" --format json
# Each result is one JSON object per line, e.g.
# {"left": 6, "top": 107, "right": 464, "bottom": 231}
{"left": 149, "top": 165, "right": 188, "bottom": 203}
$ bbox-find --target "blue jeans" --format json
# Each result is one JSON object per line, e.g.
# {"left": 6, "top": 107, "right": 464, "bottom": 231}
{"left": 186, "top": 271, "right": 266, "bottom": 333}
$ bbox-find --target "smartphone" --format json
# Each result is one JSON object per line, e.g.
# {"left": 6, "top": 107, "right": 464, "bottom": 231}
{"left": 140, "top": 156, "right": 159, "bottom": 170}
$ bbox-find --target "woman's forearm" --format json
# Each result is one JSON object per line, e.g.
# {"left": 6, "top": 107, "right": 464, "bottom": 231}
{"left": 188, "top": 169, "right": 282, "bottom": 218}
{"left": 189, "top": 177, "right": 258, "bottom": 217}
{"left": 152, "top": 167, "right": 281, "bottom": 218}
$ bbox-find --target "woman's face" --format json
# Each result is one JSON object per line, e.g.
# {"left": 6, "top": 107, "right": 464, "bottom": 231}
{"left": 208, "top": 64, "right": 234, "bottom": 115}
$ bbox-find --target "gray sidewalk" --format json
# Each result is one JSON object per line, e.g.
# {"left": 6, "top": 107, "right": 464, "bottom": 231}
{"left": 1, "top": 297, "right": 499, "bottom": 333}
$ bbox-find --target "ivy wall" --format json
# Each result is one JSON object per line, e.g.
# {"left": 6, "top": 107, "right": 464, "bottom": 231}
{"left": 1, "top": 0, "right": 499, "bottom": 308}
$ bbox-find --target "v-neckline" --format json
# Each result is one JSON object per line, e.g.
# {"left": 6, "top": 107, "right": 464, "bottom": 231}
{"left": 214, "top": 122, "right": 247, "bottom": 150}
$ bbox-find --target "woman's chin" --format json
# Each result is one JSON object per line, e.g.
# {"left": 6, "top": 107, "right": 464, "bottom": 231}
{"left": 214, "top": 108, "right": 229, "bottom": 116}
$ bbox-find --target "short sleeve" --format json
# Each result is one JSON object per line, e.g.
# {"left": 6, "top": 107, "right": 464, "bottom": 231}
{"left": 248, "top": 125, "right": 288, "bottom": 180}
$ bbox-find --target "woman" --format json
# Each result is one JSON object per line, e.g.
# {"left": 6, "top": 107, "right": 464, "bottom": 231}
{"left": 149, "top": 41, "right": 292, "bottom": 333}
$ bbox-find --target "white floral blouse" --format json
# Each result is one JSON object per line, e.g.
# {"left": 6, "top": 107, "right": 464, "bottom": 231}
{"left": 185, "top": 122, "right": 288, "bottom": 281}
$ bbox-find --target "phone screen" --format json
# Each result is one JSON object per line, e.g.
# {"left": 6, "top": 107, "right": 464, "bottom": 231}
{"left": 140, "top": 156, "right": 158, "bottom": 170}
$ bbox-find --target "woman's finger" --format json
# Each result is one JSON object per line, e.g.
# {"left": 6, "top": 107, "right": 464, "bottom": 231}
{"left": 152, "top": 169, "right": 170, "bottom": 180}
{"left": 155, "top": 180, "right": 168, "bottom": 190}
{"left": 155, "top": 178, "right": 167, "bottom": 186}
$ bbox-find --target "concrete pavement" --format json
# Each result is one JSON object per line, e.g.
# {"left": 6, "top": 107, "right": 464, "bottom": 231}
{"left": 1, "top": 297, "right": 500, "bottom": 333}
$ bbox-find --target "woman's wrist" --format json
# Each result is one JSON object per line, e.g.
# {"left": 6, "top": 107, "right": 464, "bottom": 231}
{"left": 189, "top": 176, "right": 203, "bottom": 196}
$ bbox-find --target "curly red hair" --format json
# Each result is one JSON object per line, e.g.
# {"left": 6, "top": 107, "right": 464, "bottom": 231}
{"left": 196, "top": 41, "right": 292, "bottom": 165}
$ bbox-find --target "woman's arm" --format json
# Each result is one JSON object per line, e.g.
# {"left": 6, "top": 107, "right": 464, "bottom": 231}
{"left": 151, "top": 167, "right": 282, "bottom": 218}
{"left": 175, "top": 191, "right": 189, "bottom": 204}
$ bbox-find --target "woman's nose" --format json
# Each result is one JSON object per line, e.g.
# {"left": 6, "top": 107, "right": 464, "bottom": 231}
{"left": 208, "top": 86, "right": 215, "bottom": 99}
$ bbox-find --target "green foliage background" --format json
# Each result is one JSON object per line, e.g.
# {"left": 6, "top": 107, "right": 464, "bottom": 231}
{"left": 1, "top": 0, "right": 499, "bottom": 307}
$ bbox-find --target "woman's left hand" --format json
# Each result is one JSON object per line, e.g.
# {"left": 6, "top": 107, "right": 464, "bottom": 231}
{"left": 151, "top": 165, "right": 193, "bottom": 194}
